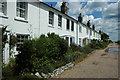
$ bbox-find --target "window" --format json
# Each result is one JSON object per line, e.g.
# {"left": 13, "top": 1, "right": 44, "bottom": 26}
{"left": 70, "top": 37, "right": 75, "bottom": 44}
{"left": 66, "top": 19, "right": 70, "bottom": 30}
{"left": 0, "top": 2, "right": 7, "bottom": 15}
{"left": 16, "top": 34, "right": 29, "bottom": 51}
{"left": 49, "top": 11, "right": 54, "bottom": 25}
{"left": 79, "top": 38, "right": 81, "bottom": 46}
{"left": 71, "top": 21, "right": 74, "bottom": 31}
{"left": 90, "top": 29, "right": 92, "bottom": 35}
{"left": 16, "top": 2, "right": 28, "bottom": 19}
{"left": 58, "top": 15, "right": 62, "bottom": 27}
{"left": 66, "top": 37, "right": 69, "bottom": 44}
{"left": 70, "top": 37, "right": 72, "bottom": 44}
{"left": 79, "top": 26, "right": 82, "bottom": 33}
{"left": 94, "top": 31, "right": 95, "bottom": 36}
{"left": 86, "top": 28, "right": 88, "bottom": 34}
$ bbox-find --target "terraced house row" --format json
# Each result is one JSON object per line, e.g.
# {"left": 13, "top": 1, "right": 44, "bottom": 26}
{"left": 0, "top": 0, "right": 101, "bottom": 63}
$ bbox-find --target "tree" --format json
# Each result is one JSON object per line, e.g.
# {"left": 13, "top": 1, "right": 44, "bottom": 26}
{"left": 101, "top": 32, "right": 109, "bottom": 41}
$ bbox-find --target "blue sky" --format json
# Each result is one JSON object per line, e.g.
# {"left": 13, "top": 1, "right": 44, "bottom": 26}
{"left": 43, "top": 1, "right": 119, "bottom": 41}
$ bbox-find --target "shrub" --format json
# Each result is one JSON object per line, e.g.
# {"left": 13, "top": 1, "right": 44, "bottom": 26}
{"left": 69, "top": 43, "right": 81, "bottom": 52}
{"left": 64, "top": 51, "right": 84, "bottom": 63}
{"left": 20, "top": 73, "right": 40, "bottom": 79}
{"left": 2, "top": 58, "right": 17, "bottom": 80}
{"left": 14, "top": 33, "right": 68, "bottom": 77}
{"left": 64, "top": 54, "right": 74, "bottom": 63}
{"left": 2, "top": 66, "right": 13, "bottom": 79}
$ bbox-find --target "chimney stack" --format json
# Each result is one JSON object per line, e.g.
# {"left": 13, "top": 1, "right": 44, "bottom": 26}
{"left": 61, "top": 2, "right": 68, "bottom": 14}
{"left": 87, "top": 20, "right": 90, "bottom": 28}
{"left": 78, "top": 13, "right": 82, "bottom": 23}
{"left": 92, "top": 24, "right": 95, "bottom": 30}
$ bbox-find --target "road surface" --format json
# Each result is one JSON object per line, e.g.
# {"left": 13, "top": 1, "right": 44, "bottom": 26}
{"left": 54, "top": 43, "right": 119, "bottom": 78}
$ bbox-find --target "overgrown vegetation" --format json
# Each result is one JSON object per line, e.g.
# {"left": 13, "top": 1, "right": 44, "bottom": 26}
{"left": 2, "top": 33, "right": 110, "bottom": 79}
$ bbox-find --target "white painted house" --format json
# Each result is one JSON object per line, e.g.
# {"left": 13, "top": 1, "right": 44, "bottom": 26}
{"left": 0, "top": 0, "right": 101, "bottom": 64}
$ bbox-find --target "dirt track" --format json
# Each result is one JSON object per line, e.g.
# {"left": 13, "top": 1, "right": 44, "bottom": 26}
{"left": 54, "top": 43, "right": 118, "bottom": 78}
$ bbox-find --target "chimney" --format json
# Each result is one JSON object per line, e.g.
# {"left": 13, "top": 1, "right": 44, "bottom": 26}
{"left": 87, "top": 20, "right": 90, "bottom": 27}
{"left": 78, "top": 13, "right": 82, "bottom": 23}
{"left": 61, "top": 2, "right": 68, "bottom": 14}
{"left": 92, "top": 24, "right": 95, "bottom": 30}
{"left": 99, "top": 30, "right": 101, "bottom": 34}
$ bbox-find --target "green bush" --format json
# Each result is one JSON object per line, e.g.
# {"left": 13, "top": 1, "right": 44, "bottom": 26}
{"left": 14, "top": 33, "right": 68, "bottom": 77}
{"left": 64, "top": 51, "right": 84, "bottom": 63}
{"left": 69, "top": 43, "right": 81, "bottom": 52}
{"left": 2, "top": 66, "right": 13, "bottom": 79}
{"left": 20, "top": 73, "right": 40, "bottom": 79}
{"left": 74, "top": 51, "right": 84, "bottom": 56}
{"left": 64, "top": 54, "right": 74, "bottom": 63}
{"left": 2, "top": 58, "right": 18, "bottom": 80}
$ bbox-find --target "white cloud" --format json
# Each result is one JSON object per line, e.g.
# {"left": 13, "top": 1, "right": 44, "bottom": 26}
{"left": 54, "top": 1, "right": 119, "bottom": 41}
{"left": 68, "top": 2, "right": 83, "bottom": 15}
{"left": 55, "top": 2, "right": 62, "bottom": 10}
{"left": 83, "top": 15, "right": 94, "bottom": 24}
{"left": 84, "top": 2, "right": 108, "bottom": 14}
{"left": 102, "top": 3, "right": 118, "bottom": 19}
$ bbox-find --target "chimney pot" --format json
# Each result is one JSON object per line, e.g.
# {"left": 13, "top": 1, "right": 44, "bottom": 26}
{"left": 78, "top": 13, "right": 82, "bottom": 23}
{"left": 87, "top": 20, "right": 90, "bottom": 27}
{"left": 61, "top": 2, "right": 68, "bottom": 14}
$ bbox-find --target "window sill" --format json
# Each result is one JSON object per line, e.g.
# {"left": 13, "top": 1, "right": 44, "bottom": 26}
{"left": 14, "top": 17, "right": 28, "bottom": 23}
{"left": 66, "top": 29, "right": 70, "bottom": 31}
{"left": 0, "top": 14, "right": 8, "bottom": 19}
{"left": 48, "top": 24, "right": 54, "bottom": 28}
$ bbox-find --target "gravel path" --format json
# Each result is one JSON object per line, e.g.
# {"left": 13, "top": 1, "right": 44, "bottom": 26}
{"left": 54, "top": 43, "right": 118, "bottom": 78}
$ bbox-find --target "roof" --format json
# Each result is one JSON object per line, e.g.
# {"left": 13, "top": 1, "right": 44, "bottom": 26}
{"left": 35, "top": 0, "right": 100, "bottom": 34}
{"left": 36, "top": 1, "right": 77, "bottom": 22}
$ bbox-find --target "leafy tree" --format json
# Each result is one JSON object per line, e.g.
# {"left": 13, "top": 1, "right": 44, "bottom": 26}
{"left": 101, "top": 32, "right": 109, "bottom": 41}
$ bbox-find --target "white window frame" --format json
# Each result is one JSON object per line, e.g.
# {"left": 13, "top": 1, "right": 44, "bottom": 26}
{"left": 66, "top": 19, "right": 70, "bottom": 30}
{"left": 49, "top": 11, "right": 54, "bottom": 26}
{"left": 0, "top": 2, "right": 7, "bottom": 16}
{"left": 79, "top": 38, "right": 82, "bottom": 46}
{"left": 94, "top": 31, "right": 95, "bottom": 37}
{"left": 71, "top": 21, "right": 74, "bottom": 31}
{"left": 58, "top": 15, "right": 62, "bottom": 27}
{"left": 90, "top": 29, "right": 92, "bottom": 35}
{"left": 86, "top": 28, "right": 88, "bottom": 34}
{"left": 79, "top": 26, "right": 82, "bottom": 33}
{"left": 16, "top": 2, "right": 28, "bottom": 20}
{"left": 16, "top": 34, "right": 29, "bottom": 51}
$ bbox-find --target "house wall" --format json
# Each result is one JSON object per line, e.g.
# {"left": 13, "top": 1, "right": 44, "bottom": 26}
{"left": 0, "top": 1, "right": 101, "bottom": 64}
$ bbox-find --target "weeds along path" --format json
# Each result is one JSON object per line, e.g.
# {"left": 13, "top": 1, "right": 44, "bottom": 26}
{"left": 54, "top": 43, "right": 118, "bottom": 78}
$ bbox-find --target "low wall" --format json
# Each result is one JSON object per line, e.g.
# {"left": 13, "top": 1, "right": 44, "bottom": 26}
{"left": 35, "top": 62, "right": 74, "bottom": 78}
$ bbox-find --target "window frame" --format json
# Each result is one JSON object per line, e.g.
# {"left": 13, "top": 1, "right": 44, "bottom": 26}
{"left": 86, "top": 28, "right": 88, "bottom": 34}
{"left": 16, "top": 2, "right": 28, "bottom": 20}
{"left": 66, "top": 37, "right": 69, "bottom": 44}
{"left": 16, "top": 34, "right": 29, "bottom": 51}
{"left": 66, "top": 19, "right": 70, "bottom": 30}
{"left": 0, "top": 2, "right": 7, "bottom": 16}
{"left": 58, "top": 15, "right": 62, "bottom": 27}
{"left": 71, "top": 21, "right": 74, "bottom": 31}
{"left": 49, "top": 11, "right": 54, "bottom": 26}
{"left": 79, "top": 38, "right": 82, "bottom": 46}
{"left": 79, "top": 26, "right": 82, "bottom": 33}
